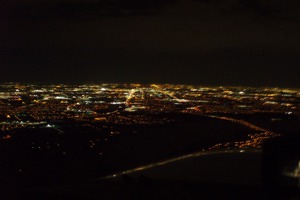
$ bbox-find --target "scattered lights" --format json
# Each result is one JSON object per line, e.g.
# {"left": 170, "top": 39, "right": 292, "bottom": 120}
{"left": 0, "top": 83, "right": 298, "bottom": 154}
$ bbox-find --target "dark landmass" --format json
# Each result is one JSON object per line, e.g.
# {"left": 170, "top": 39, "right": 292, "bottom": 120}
{"left": 0, "top": 113, "right": 255, "bottom": 188}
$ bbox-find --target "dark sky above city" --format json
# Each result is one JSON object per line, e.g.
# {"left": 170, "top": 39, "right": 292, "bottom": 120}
{"left": 1, "top": 0, "right": 300, "bottom": 87}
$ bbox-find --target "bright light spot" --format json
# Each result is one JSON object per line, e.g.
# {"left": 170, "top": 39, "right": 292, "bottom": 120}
{"left": 46, "top": 124, "right": 55, "bottom": 128}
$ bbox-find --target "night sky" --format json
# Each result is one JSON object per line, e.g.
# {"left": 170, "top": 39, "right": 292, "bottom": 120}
{"left": 1, "top": 0, "right": 300, "bottom": 87}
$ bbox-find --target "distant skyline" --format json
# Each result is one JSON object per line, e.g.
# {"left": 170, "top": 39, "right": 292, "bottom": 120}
{"left": 1, "top": 0, "right": 300, "bottom": 87}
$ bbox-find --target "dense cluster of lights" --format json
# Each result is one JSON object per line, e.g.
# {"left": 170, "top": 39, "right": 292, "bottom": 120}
{"left": 0, "top": 83, "right": 299, "bottom": 151}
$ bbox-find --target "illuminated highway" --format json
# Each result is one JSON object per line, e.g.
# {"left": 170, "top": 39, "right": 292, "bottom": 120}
{"left": 96, "top": 149, "right": 258, "bottom": 181}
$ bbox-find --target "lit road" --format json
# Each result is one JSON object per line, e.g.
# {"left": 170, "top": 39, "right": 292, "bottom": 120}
{"left": 206, "top": 115, "right": 277, "bottom": 135}
{"left": 95, "top": 149, "right": 258, "bottom": 181}
{"left": 126, "top": 89, "right": 137, "bottom": 106}
{"left": 151, "top": 84, "right": 187, "bottom": 103}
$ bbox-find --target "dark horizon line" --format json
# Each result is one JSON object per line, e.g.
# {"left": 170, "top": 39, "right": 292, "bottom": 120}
{"left": 1, "top": 81, "right": 299, "bottom": 89}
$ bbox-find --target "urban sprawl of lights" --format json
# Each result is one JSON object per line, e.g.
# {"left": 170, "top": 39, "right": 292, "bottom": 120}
{"left": 0, "top": 83, "right": 299, "bottom": 150}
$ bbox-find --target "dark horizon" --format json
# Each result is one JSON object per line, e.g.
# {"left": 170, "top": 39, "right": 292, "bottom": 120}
{"left": 1, "top": 0, "right": 300, "bottom": 87}
{"left": 2, "top": 81, "right": 300, "bottom": 89}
